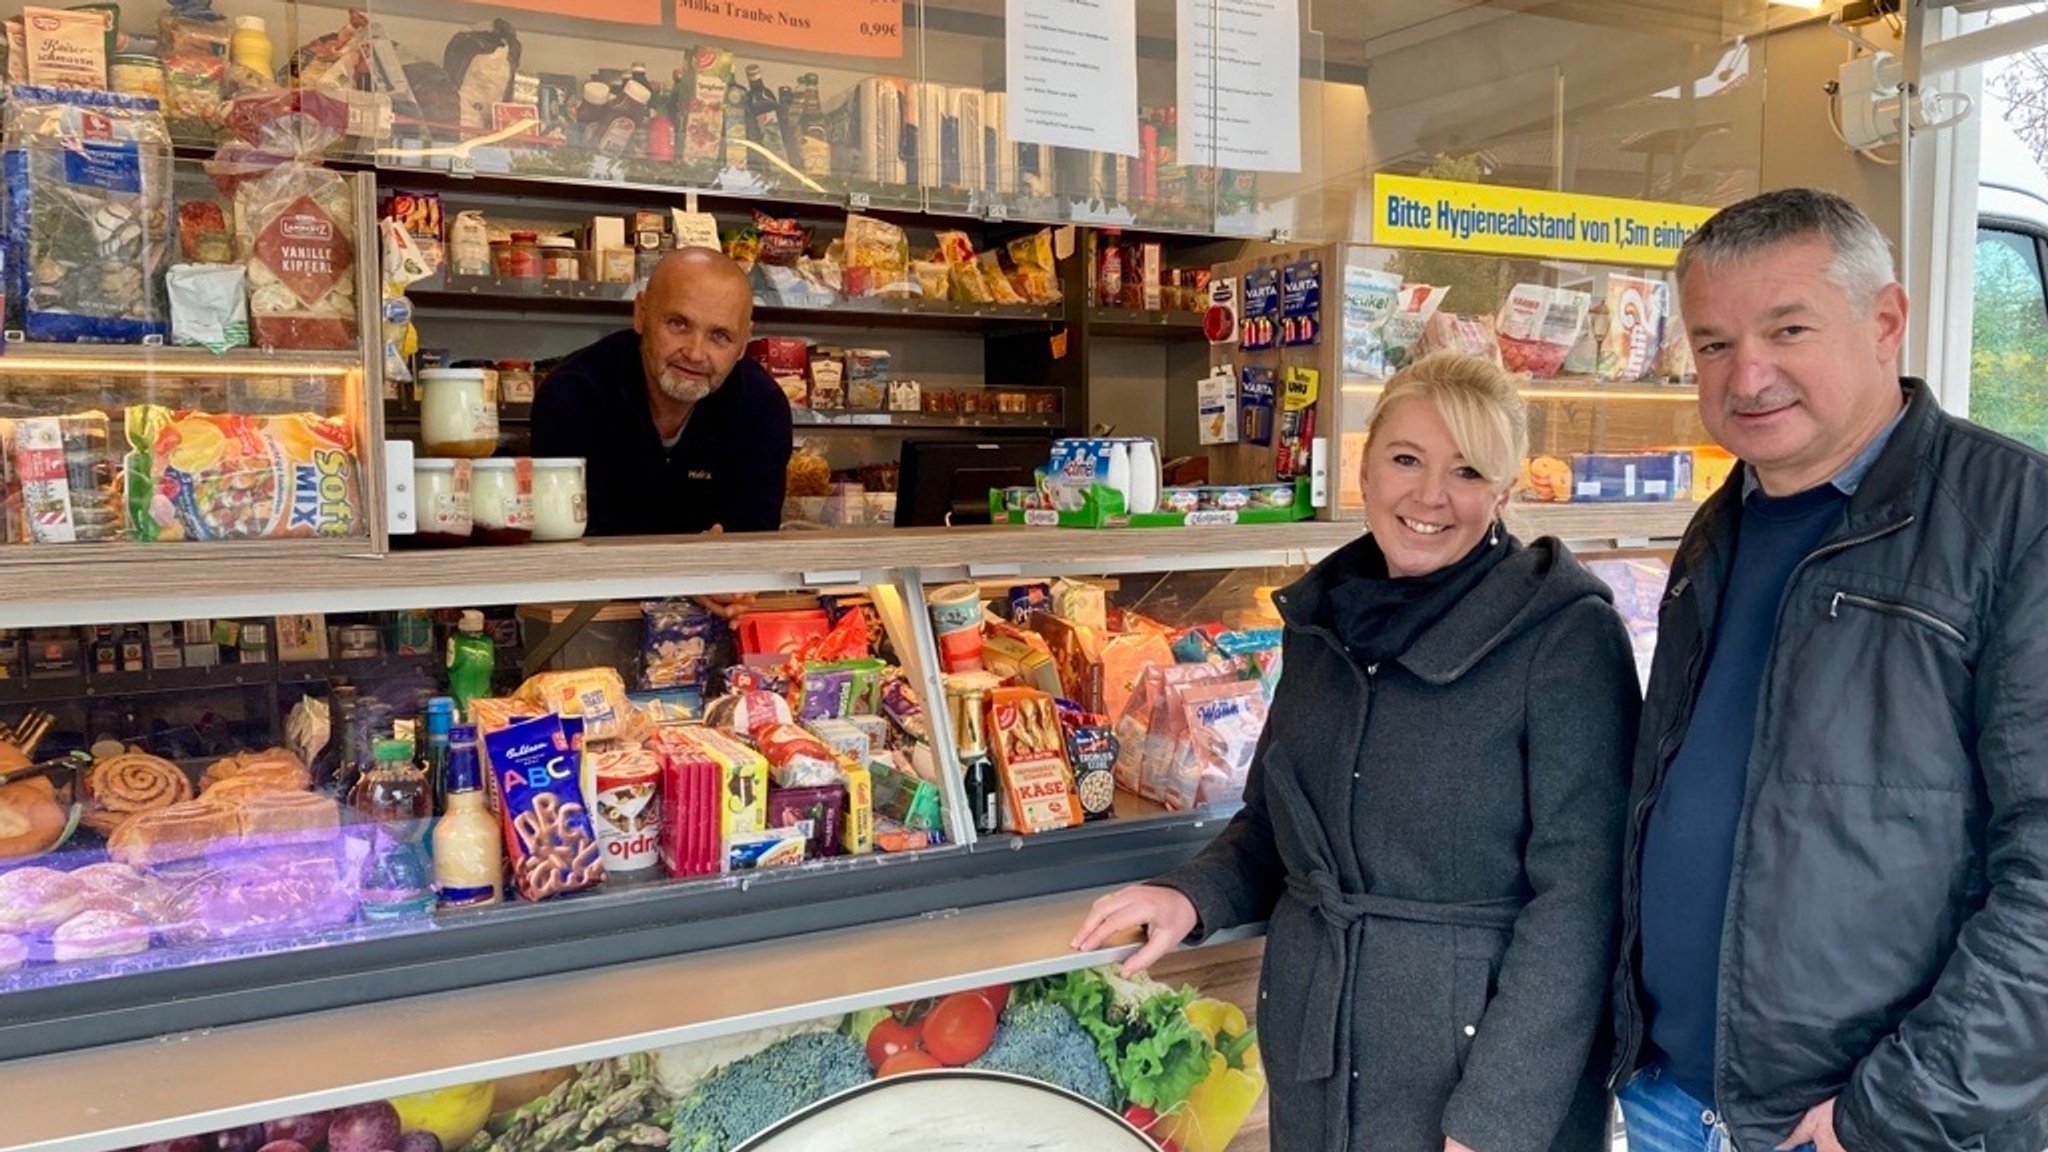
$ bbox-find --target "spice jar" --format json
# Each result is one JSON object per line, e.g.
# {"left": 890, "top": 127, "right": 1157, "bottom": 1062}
{"left": 494, "top": 230, "right": 542, "bottom": 282}
{"left": 412, "top": 460, "right": 473, "bottom": 547}
{"left": 470, "top": 458, "right": 534, "bottom": 546}
{"left": 539, "top": 237, "right": 579, "bottom": 281}
{"left": 419, "top": 368, "right": 500, "bottom": 458}
{"left": 531, "top": 458, "right": 588, "bottom": 541}
{"left": 495, "top": 360, "right": 536, "bottom": 405}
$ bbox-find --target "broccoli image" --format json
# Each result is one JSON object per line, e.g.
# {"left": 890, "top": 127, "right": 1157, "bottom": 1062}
{"left": 968, "top": 1000, "right": 1118, "bottom": 1109}
{"left": 668, "top": 1031, "right": 871, "bottom": 1152}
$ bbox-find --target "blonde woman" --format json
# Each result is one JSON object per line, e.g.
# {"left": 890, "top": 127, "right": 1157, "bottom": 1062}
{"left": 1076, "top": 352, "right": 1638, "bottom": 1152}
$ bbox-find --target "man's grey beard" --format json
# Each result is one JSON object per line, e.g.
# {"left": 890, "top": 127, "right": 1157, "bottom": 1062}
{"left": 657, "top": 369, "right": 715, "bottom": 405}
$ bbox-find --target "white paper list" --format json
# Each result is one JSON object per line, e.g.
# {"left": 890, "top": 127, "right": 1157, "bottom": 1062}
{"left": 1005, "top": 0, "right": 1139, "bottom": 157}
{"left": 1179, "top": 0, "right": 1302, "bottom": 173}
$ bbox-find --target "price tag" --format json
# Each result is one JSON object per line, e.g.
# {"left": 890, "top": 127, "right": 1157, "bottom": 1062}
{"left": 848, "top": 191, "right": 872, "bottom": 211}
{"left": 1185, "top": 511, "right": 1240, "bottom": 527}
{"left": 985, "top": 203, "right": 1009, "bottom": 224}
{"left": 1024, "top": 510, "right": 1060, "bottom": 528}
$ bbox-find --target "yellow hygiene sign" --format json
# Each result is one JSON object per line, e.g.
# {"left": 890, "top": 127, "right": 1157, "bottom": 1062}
{"left": 1371, "top": 175, "right": 1717, "bottom": 268}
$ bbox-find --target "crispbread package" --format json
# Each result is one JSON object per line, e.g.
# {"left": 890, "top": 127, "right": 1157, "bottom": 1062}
{"left": 3, "top": 87, "right": 173, "bottom": 343}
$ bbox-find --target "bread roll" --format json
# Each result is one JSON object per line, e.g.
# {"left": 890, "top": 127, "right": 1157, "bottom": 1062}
{"left": 106, "top": 801, "right": 243, "bottom": 869}
{"left": 0, "top": 778, "right": 69, "bottom": 859}
{"left": 0, "top": 865, "right": 85, "bottom": 933}
{"left": 52, "top": 909, "right": 151, "bottom": 961}
{"left": 0, "top": 933, "right": 25, "bottom": 973}
{"left": 199, "top": 769, "right": 310, "bottom": 805}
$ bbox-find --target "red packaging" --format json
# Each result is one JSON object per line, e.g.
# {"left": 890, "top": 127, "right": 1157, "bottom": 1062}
{"left": 767, "top": 783, "right": 846, "bottom": 859}
{"left": 752, "top": 722, "right": 840, "bottom": 788}
{"left": 656, "top": 737, "right": 722, "bottom": 878}
{"left": 736, "top": 609, "right": 832, "bottom": 657}
{"left": 746, "top": 337, "right": 811, "bottom": 407}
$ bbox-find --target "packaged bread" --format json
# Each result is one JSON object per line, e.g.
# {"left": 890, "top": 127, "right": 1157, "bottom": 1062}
{"left": 515, "top": 667, "right": 633, "bottom": 742}
{"left": 106, "top": 800, "right": 244, "bottom": 868}
{"left": 986, "top": 687, "right": 1082, "bottom": 834}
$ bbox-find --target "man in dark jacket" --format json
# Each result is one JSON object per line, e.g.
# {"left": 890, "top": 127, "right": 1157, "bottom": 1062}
{"left": 532, "top": 247, "right": 792, "bottom": 536}
{"left": 1612, "top": 187, "right": 2048, "bottom": 1152}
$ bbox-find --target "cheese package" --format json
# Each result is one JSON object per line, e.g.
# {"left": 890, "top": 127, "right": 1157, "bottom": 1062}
{"left": 840, "top": 761, "right": 874, "bottom": 854}
{"left": 985, "top": 687, "right": 1082, "bottom": 834}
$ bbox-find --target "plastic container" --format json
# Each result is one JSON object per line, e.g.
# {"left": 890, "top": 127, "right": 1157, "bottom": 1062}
{"left": 447, "top": 610, "right": 496, "bottom": 715}
{"left": 496, "top": 360, "right": 536, "bottom": 404}
{"left": 531, "top": 458, "right": 588, "bottom": 541}
{"left": 470, "top": 458, "right": 534, "bottom": 546}
{"left": 1125, "top": 438, "right": 1160, "bottom": 515}
{"left": 412, "top": 460, "right": 473, "bottom": 546}
{"left": 419, "top": 368, "right": 499, "bottom": 458}
{"left": 229, "top": 15, "right": 274, "bottom": 78}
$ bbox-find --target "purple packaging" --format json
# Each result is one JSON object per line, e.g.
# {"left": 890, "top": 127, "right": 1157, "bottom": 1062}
{"left": 1007, "top": 583, "right": 1052, "bottom": 627}
{"left": 768, "top": 783, "right": 847, "bottom": 857}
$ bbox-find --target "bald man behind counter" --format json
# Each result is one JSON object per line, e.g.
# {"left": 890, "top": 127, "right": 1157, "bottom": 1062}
{"left": 531, "top": 248, "right": 793, "bottom": 536}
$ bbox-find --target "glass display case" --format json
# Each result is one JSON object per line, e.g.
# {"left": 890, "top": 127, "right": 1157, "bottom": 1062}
{"left": 0, "top": 141, "right": 384, "bottom": 556}
{"left": 1331, "top": 241, "right": 1722, "bottom": 516}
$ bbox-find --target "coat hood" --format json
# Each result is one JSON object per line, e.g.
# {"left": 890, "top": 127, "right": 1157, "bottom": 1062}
{"left": 1274, "top": 532, "right": 1616, "bottom": 685}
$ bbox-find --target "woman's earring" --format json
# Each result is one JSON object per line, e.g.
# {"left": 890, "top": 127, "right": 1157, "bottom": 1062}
{"left": 1488, "top": 519, "right": 1501, "bottom": 547}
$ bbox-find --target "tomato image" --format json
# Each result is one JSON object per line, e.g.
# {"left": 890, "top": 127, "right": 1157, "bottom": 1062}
{"left": 920, "top": 992, "right": 998, "bottom": 1066}
{"left": 875, "top": 1049, "right": 943, "bottom": 1077}
{"left": 865, "top": 1016, "right": 922, "bottom": 1072}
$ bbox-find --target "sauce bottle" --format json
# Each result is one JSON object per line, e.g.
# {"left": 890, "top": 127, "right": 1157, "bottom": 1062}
{"left": 595, "top": 79, "right": 652, "bottom": 159}
{"left": 433, "top": 725, "right": 504, "bottom": 907}
{"left": 229, "top": 15, "right": 274, "bottom": 79}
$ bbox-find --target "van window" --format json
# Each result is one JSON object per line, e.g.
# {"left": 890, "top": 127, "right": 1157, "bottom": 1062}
{"left": 1971, "top": 224, "right": 2048, "bottom": 452}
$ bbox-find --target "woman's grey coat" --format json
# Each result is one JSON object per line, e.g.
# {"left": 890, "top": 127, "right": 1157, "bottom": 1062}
{"left": 1161, "top": 534, "right": 1639, "bottom": 1152}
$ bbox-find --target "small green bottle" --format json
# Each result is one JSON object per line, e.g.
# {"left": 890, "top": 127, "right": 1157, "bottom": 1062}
{"left": 447, "top": 610, "right": 495, "bottom": 717}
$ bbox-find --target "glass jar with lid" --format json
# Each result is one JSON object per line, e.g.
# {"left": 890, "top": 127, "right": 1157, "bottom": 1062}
{"left": 539, "top": 237, "right": 580, "bottom": 281}
{"left": 412, "top": 459, "right": 473, "bottom": 547}
{"left": 471, "top": 458, "right": 534, "bottom": 546}
{"left": 494, "top": 230, "right": 542, "bottom": 282}
{"left": 419, "top": 368, "right": 499, "bottom": 458}
{"left": 531, "top": 458, "right": 588, "bottom": 541}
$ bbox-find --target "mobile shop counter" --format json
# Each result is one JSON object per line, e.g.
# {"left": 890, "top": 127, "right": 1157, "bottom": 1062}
{"left": 0, "top": 515, "right": 1681, "bottom": 1152}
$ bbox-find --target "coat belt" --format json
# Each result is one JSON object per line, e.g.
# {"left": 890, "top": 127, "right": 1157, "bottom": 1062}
{"left": 1283, "top": 869, "right": 1521, "bottom": 1082}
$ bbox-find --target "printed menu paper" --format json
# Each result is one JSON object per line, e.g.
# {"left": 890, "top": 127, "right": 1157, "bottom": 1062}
{"left": 1005, "top": 0, "right": 1140, "bottom": 156}
{"left": 1178, "top": 0, "right": 1302, "bottom": 173}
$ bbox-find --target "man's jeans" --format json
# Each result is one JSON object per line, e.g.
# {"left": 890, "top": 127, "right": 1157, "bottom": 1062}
{"left": 1618, "top": 1062, "right": 1816, "bottom": 1152}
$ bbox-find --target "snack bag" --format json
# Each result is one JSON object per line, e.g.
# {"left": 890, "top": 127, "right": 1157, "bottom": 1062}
{"left": 640, "top": 600, "right": 726, "bottom": 692}
{"left": 978, "top": 249, "right": 1024, "bottom": 304}
{"left": 484, "top": 714, "right": 605, "bottom": 901}
{"left": 1159, "top": 680, "right": 1268, "bottom": 810}
{"left": 1598, "top": 274, "right": 1671, "bottom": 382}
{"left": 1006, "top": 229, "right": 1060, "bottom": 303}
{"left": 1419, "top": 312, "right": 1503, "bottom": 367}
{"left": 202, "top": 88, "right": 359, "bottom": 350}
{"left": 167, "top": 264, "right": 251, "bottom": 353}
{"left": 124, "top": 406, "right": 363, "bottom": 542}
{"left": 937, "top": 231, "right": 993, "bottom": 303}
{"left": 515, "top": 667, "right": 635, "bottom": 743}
{"left": 754, "top": 722, "right": 842, "bottom": 788}
{"left": 985, "top": 687, "right": 1082, "bottom": 833}
{"left": 1496, "top": 283, "right": 1591, "bottom": 378}
{"left": 843, "top": 214, "right": 911, "bottom": 298}
{"left": 1381, "top": 283, "right": 1449, "bottom": 371}
{"left": 3, "top": 87, "right": 174, "bottom": 343}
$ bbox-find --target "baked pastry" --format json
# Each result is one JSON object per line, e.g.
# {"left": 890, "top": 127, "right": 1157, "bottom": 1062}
{"left": 0, "top": 778, "right": 69, "bottom": 860}
{"left": 0, "top": 865, "right": 86, "bottom": 933}
{"left": 199, "top": 748, "right": 310, "bottom": 794}
{"left": 51, "top": 909, "right": 151, "bottom": 961}
{"left": 106, "top": 801, "right": 243, "bottom": 869}
{"left": 237, "top": 791, "right": 341, "bottom": 846}
{"left": 83, "top": 752, "right": 194, "bottom": 836}
{"left": 199, "top": 772, "right": 309, "bottom": 805}
{"left": 0, "top": 933, "right": 25, "bottom": 973}
{"left": 67, "top": 861, "right": 171, "bottom": 920}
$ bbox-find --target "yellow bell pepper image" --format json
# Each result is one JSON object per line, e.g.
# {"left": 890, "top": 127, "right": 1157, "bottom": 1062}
{"left": 1162, "top": 999, "right": 1266, "bottom": 1152}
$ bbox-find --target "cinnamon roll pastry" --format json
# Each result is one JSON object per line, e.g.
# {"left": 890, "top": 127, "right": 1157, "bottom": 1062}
{"left": 83, "top": 753, "right": 193, "bottom": 836}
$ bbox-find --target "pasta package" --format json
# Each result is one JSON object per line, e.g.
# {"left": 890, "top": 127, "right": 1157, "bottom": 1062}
{"left": 124, "top": 405, "right": 364, "bottom": 542}
{"left": 2, "top": 87, "right": 173, "bottom": 343}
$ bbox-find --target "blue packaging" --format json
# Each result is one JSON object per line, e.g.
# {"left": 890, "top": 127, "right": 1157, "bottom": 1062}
{"left": 1568, "top": 452, "right": 1691, "bottom": 503}
{"left": 1241, "top": 267, "right": 1280, "bottom": 350}
{"left": 1281, "top": 259, "right": 1323, "bottom": 346}
{"left": 1239, "top": 366, "right": 1277, "bottom": 446}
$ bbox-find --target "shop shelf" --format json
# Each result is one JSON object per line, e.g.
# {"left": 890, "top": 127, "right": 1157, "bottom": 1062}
{"left": 1083, "top": 308, "right": 1209, "bottom": 338}
{"left": 792, "top": 411, "right": 1063, "bottom": 432}
{"left": 0, "top": 343, "right": 364, "bottom": 378}
{"left": 1340, "top": 372, "right": 1699, "bottom": 402}
{"left": 0, "top": 655, "right": 448, "bottom": 708}
{"left": 408, "top": 284, "right": 1064, "bottom": 330}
